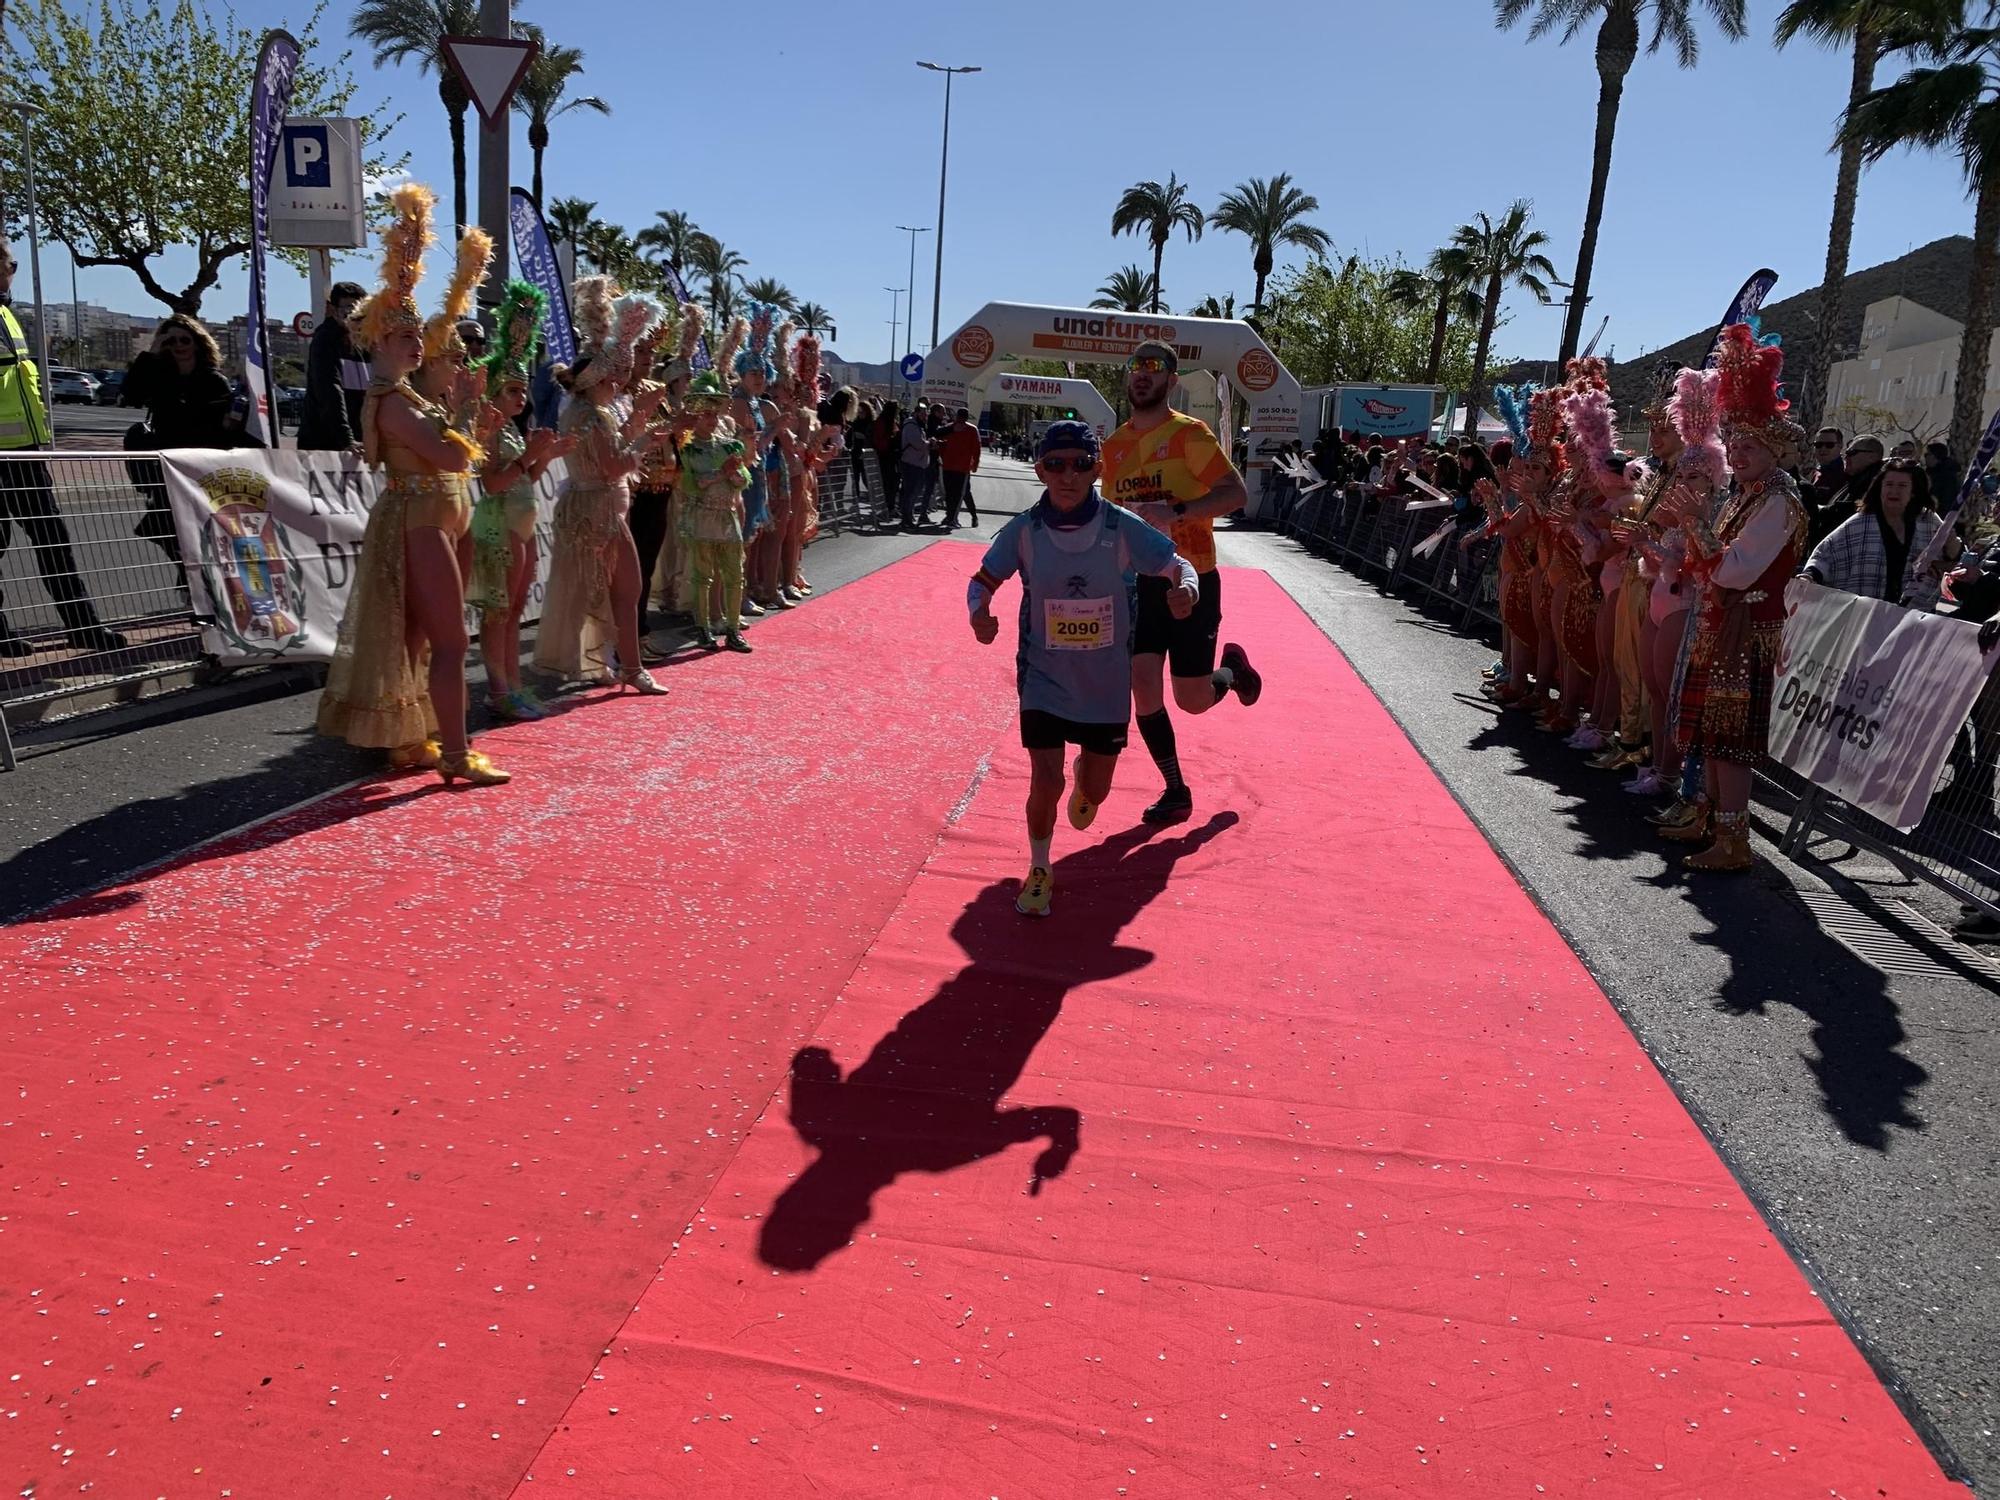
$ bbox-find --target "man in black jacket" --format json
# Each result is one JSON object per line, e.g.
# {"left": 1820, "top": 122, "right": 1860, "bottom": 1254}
{"left": 297, "top": 282, "right": 368, "bottom": 451}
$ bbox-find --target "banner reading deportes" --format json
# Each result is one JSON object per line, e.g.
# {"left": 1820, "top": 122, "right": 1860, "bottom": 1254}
{"left": 1769, "top": 578, "right": 1996, "bottom": 832}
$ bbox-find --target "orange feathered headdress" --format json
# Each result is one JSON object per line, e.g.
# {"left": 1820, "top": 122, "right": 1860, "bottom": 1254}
{"left": 354, "top": 183, "right": 435, "bottom": 351}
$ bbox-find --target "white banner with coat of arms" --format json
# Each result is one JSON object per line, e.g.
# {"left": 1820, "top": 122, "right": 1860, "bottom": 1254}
{"left": 160, "top": 448, "right": 567, "bottom": 664}
{"left": 1769, "top": 578, "right": 1996, "bottom": 831}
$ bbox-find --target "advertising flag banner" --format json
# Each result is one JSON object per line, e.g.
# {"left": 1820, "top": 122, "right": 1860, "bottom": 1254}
{"left": 1702, "top": 269, "right": 1779, "bottom": 368}
{"left": 1336, "top": 386, "right": 1433, "bottom": 439}
{"left": 245, "top": 29, "right": 302, "bottom": 448}
{"left": 1770, "top": 577, "right": 1995, "bottom": 831}
{"left": 161, "top": 448, "right": 567, "bottom": 664}
{"left": 508, "top": 188, "right": 576, "bottom": 368}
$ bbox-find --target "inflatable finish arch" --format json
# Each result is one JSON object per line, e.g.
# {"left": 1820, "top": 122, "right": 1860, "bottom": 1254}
{"left": 922, "top": 302, "right": 1303, "bottom": 517}
{"left": 978, "top": 372, "right": 1116, "bottom": 438}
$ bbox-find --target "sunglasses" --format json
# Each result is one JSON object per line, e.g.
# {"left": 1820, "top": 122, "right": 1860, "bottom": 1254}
{"left": 1814, "top": 440, "right": 1838, "bottom": 449}
{"left": 161, "top": 335, "right": 194, "bottom": 348}
{"left": 1041, "top": 455, "right": 1098, "bottom": 473}
{"left": 1127, "top": 356, "right": 1172, "bottom": 375}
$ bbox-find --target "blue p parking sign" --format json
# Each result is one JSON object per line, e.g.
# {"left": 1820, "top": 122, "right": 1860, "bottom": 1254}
{"left": 283, "top": 123, "right": 331, "bottom": 188}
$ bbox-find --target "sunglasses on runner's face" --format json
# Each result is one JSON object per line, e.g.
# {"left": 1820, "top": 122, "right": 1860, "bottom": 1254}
{"left": 1127, "top": 356, "right": 1171, "bottom": 375}
{"left": 1041, "top": 455, "right": 1097, "bottom": 474}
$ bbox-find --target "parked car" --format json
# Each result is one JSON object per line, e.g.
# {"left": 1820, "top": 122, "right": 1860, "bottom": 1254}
{"left": 94, "top": 371, "right": 125, "bottom": 406}
{"left": 276, "top": 386, "right": 305, "bottom": 422}
{"left": 49, "top": 368, "right": 99, "bottom": 404}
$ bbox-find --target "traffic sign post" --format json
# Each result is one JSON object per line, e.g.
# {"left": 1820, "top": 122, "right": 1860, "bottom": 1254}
{"left": 271, "top": 117, "right": 366, "bottom": 249}
{"left": 900, "top": 353, "right": 925, "bottom": 384}
{"left": 440, "top": 35, "right": 539, "bottom": 129}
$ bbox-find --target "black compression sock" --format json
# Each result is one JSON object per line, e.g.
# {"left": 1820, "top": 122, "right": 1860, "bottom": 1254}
{"left": 1137, "top": 709, "right": 1185, "bottom": 791}
{"left": 1210, "top": 668, "right": 1234, "bottom": 705}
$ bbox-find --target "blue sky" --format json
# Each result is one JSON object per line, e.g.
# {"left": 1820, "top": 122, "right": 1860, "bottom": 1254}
{"left": 38, "top": 0, "right": 1986, "bottom": 370}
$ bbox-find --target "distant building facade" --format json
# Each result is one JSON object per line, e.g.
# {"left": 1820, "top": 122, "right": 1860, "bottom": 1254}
{"left": 1822, "top": 295, "right": 2000, "bottom": 442}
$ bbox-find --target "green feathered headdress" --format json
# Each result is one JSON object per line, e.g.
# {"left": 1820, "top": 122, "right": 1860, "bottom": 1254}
{"left": 482, "top": 279, "right": 549, "bottom": 395}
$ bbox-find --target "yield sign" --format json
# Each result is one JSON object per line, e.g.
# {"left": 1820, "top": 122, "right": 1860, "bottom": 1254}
{"left": 440, "top": 35, "right": 539, "bottom": 129}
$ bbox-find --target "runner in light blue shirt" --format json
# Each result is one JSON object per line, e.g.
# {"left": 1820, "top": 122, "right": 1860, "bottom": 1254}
{"left": 969, "top": 421, "right": 1198, "bottom": 917}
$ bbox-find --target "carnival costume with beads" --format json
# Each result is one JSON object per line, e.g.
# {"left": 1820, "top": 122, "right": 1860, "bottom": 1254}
{"left": 1674, "top": 325, "right": 1808, "bottom": 765}
{"left": 467, "top": 280, "right": 551, "bottom": 613}
{"left": 318, "top": 183, "right": 462, "bottom": 749}
{"left": 678, "top": 370, "right": 754, "bottom": 633}
{"left": 534, "top": 294, "right": 666, "bottom": 680}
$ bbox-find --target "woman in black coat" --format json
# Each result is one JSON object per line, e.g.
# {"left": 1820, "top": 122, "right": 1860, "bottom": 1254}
{"left": 122, "top": 315, "right": 233, "bottom": 566}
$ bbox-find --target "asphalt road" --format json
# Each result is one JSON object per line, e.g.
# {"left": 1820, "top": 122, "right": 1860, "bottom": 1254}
{"left": 3, "top": 455, "right": 1994, "bottom": 1492}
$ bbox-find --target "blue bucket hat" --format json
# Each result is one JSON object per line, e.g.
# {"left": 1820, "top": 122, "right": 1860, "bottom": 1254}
{"left": 1038, "top": 420, "right": 1100, "bottom": 462}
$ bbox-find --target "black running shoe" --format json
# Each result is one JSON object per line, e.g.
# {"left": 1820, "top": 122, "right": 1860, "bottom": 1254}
{"left": 1221, "top": 642, "right": 1261, "bottom": 706}
{"left": 1142, "top": 786, "right": 1193, "bottom": 825}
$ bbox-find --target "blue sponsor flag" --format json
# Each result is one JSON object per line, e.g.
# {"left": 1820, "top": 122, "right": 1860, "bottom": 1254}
{"left": 1701, "top": 269, "right": 1779, "bottom": 369}
{"left": 245, "top": 29, "right": 301, "bottom": 448}
{"left": 507, "top": 188, "right": 576, "bottom": 368}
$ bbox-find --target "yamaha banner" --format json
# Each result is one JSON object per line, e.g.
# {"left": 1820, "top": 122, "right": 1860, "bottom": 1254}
{"left": 1702, "top": 269, "right": 1779, "bottom": 369}
{"left": 507, "top": 188, "right": 576, "bottom": 367}
{"left": 244, "top": 29, "right": 301, "bottom": 448}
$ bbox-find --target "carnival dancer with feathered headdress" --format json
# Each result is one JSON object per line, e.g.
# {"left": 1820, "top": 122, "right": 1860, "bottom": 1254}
{"left": 729, "top": 304, "right": 785, "bottom": 623}
{"left": 626, "top": 297, "right": 695, "bottom": 646}
{"left": 1616, "top": 366, "right": 1726, "bottom": 808}
{"left": 533, "top": 284, "right": 673, "bottom": 693}
{"left": 676, "top": 367, "right": 756, "bottom": 652}
{"left": 745, "top": 316, "right": 797, "bottom": 613}
{"left": 317, "top": 186, "right": 510, "bottom": 787}
{"left": 470, "top": 279, "right": 574, "bottom": 722}
{"left": 1667, "top": 323, "right": 1810, "bottom": 872}
{"left": 1481, "top": 382, "right": 1547, "bottom": 712}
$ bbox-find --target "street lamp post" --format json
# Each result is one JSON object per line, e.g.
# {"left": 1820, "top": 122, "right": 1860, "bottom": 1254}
{"left": 8, "top": 100, "right": 54, "bottom": 440}
{"left": 895, "top": 225, "right": 929, "bottom": 366}
{"left": 916, "top": 61, "right": 980, "bottom": 350}
{"left": 885, "top": 286, "right": 904, "bottom": 370}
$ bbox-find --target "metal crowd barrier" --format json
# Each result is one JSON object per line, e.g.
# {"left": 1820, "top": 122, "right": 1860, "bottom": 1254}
{"left": 0, "top": 443, "right": 890, "bottom": 770}
{"left": 0, "top": 451, "right": 210, "bottom": 771}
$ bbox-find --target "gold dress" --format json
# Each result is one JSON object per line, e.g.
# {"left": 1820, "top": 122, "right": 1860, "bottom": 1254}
{"left": 315, "top": 382, "right": 473, "bottom": 748}
{"left": 533, "top": 399, "right": 633, "bottom": 680}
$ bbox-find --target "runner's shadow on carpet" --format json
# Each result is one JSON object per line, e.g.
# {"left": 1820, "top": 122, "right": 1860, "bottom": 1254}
{"left": 759, "top": 813, "right": 1239, "bottom": 1272}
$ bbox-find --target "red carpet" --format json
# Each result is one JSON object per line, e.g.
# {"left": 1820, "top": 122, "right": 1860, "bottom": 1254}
{"left": 0, "top": 546, "right": 1014, "bottom": 1499}
{"left": 516, "top": 557, "right": 1959, "bottom": 1499}
{"left": 2, "top": 548, "right": 1961, "bottom": 1498}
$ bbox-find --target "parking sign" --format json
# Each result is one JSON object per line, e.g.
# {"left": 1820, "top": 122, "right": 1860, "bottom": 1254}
{"left": 270, "top": 117, "right": 365, "bottom": 249}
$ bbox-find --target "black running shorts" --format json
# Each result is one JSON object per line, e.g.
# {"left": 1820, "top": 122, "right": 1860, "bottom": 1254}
{"left": 1133, "top": 568, "right": 1222, "bottom": 679}
{"left": 1020, "top": 709, "right": 1128, "bottom": 757}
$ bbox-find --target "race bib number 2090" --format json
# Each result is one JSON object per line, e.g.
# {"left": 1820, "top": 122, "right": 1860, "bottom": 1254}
{"left": 1045, "top": 596, "right": 1114, "bottom": 651}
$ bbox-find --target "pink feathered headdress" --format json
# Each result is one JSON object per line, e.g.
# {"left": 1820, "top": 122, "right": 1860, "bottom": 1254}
{"left": 1559, "top": 382, "right": 1618, "bottom": 489}
{"left": 1670, "top": 366, "right": 1727, "bottom": 487}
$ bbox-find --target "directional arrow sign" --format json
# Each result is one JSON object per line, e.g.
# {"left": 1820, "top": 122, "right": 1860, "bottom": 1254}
{"left": 440, "top": 35, "right": 539, "bottom": 130}
{"left": 900, "top": 353, "right": 925, "bottom": 383}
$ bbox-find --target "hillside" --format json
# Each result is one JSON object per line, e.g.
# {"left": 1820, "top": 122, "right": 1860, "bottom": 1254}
{"left": 1491, "top": 235, "right": 1975, "bottom": 420}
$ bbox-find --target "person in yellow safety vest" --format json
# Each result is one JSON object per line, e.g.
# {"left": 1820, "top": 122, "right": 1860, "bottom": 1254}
{"left": 0, "top": 243, "right": 125, "bottom": 657}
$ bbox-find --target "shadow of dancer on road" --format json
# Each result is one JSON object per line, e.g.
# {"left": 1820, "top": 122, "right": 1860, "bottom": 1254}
{"left": 759, "top": 812, "right": 1239, "bottom": 1272}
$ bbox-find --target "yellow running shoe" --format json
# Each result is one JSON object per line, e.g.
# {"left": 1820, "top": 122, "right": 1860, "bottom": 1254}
{"left": 1016, "top": 866, "right": 1054, "bottom": 918}
{"left": 1066, "top": 756, "right": 1097, "bottom": 830}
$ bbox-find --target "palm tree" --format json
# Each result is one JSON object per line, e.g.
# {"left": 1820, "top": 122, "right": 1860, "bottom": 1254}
{"left": 1111, "top": 174, "right": 1205, "bottom": 315}
{"left": 688, "top": 235, "right": 748, "bottom": 324}
{"left": 1778, "top": 1, "right": 1957, "bottom": 431}
{"left": 636, "top": 210, "right": 702, "bottom": 279}
{"left": 545, "top": 195, "right": 597, "bottom": 255}
{"left": 1189, "top": 293, "right": 1238, "bottom": 320}
{"left": 350, "top": 0, "right": 513, "bottom": 234}
{"left": 1384, "top": 246, "right": 1483, "bottom": 385}
{"left": 794, "top": 302, "right": 835, "bottom": 338}
{"left": 1495, "top": 0, "right": 1748, "bottom": 364}
{"left": 1452, "top": 201, "right": 1561, "bottom": 437}
{"left": 581, "top": 222, "right": 638, "bottom": 279}
{"left": 1207, "top": 173, "right": 1334, "bottom": 316}
{"left": 1092, "top": 265, "right": 1161, "bottom": 312}
{"left": 1843, "top": 5, "right": 2000, "bottom": 462}
{"left": 742, "top": 277, "right": 796, "bottom": 312}
{"left": 511, "top": 24, "right": 609, "bottom": 211}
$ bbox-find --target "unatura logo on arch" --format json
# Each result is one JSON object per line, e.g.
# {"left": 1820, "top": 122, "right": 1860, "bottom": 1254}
{"left": 1022, "top": 314, "right": 1203, "bottom": 367}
